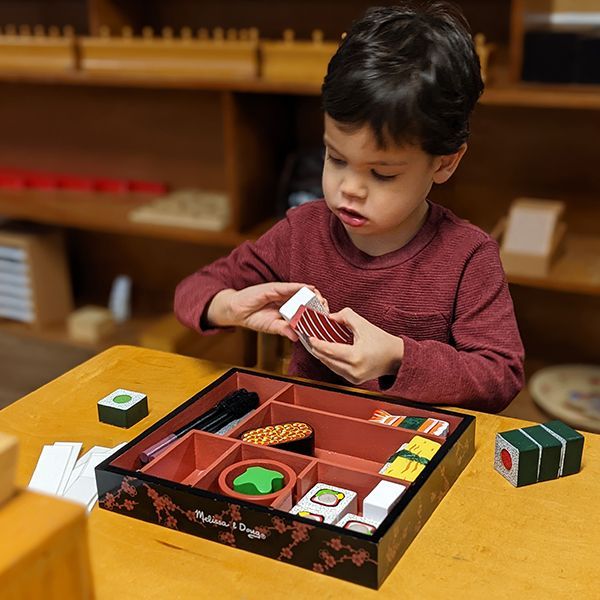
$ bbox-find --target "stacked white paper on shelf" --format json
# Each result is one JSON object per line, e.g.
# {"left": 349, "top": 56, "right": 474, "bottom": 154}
{"left": 28, "top": 441, "right": 125, "bottom": 511}
{"left": 0, "top": 244, "right": 33, "bottom": 322}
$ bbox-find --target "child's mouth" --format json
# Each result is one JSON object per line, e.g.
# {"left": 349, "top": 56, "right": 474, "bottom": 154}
{"left": 338, "top": 207, "right": 368, "bottom": 227}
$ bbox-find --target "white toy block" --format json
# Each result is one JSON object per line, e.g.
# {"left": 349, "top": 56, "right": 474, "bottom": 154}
{"left": 337, "top": 513, "right": 379, "bottom": 535}
{"left": 278, "top": 286, "right": 324, "bottom": 322}
{"left": 362, "top": 480, "right": 406, "bottom": 524}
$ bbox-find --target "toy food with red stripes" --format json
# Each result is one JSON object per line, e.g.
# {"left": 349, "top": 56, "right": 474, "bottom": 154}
{"left": 369, "top": 409, "right": 449, "bottom": 437}
{"left": 290, "top": 305, "right": 353, "bottom": 344}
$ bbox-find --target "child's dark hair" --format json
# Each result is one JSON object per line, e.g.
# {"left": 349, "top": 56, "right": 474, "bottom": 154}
{"left": 322, "top": 2, "right": 484, "bottom": 155}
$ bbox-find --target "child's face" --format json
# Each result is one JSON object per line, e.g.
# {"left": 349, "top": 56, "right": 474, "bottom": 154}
{"left": 322, "top": 115, "right": 460, "bottom": 256}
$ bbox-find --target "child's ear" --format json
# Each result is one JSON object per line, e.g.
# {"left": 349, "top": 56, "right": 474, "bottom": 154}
{"left": 432, "top": 144, "right": 467, "bottom": 184}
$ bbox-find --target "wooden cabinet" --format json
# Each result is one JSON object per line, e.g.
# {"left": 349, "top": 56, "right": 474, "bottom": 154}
{"left": 0, "top": 1, "right": 597, "bottom": 411}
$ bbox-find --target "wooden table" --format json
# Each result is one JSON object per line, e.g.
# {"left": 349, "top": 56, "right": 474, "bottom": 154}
{"left": 0, "top": 345, "right": 597, "bottom": 599}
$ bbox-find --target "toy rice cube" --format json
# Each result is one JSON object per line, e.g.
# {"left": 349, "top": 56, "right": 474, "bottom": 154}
{"left": 289, "top": 504, "right": 328, "bottom": 523}
{"left": 294, "top": 483, "right": 358, "bottom": 524}
{"left": 337, "top": 513, "right": 379, "bottom": 535}
{"left": 494, "top": 420, "right": 584, "bottom": 487}
{"left": 97, "top": 388, "right": 148, "bottom": 428}
{"left": 380, "top": 436, "right": 441, "bottom": 482}
{"left": 362, "top": 480, "right": 407, "bottom": 524}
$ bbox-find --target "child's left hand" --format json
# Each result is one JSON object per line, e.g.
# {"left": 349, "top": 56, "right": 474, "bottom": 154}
{"left": 308, "top": 308, "right": 405, "bottom": 385}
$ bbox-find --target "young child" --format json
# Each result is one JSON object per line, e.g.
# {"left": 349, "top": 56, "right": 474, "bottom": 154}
{"left": 175, "top": 2, "right": 524, "bottom": 413}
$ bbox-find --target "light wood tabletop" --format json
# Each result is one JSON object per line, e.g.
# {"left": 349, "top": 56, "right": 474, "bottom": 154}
{"left": 0, "top": 345, "right": 597, "bottom": 599}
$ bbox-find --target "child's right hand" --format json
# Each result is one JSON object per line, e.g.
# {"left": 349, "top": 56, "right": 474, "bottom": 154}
{"left": 207, "top": 283, "right": 326, "bottom": 341}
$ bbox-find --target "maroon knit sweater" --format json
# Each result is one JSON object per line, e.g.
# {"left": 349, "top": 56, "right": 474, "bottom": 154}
{"left": 174, "top": 200, "right": 524, "bottom": 412}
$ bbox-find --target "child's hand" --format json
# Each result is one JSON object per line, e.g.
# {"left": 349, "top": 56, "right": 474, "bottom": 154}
{"left": 308, "top": 308, "right": 405, "bottom": 385}
{"left": 208, "top": 283, "right": 326, "bottom": 341}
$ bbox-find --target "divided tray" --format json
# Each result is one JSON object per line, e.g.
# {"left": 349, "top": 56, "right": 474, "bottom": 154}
{"left": 95, "top": 368, "right": 475, "bottom": 588}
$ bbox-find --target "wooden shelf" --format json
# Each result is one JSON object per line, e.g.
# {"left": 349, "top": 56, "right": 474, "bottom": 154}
{"left": 481, "top": 83, "right": 600, "bottom": 111}
{"left": 506, "top": 233, "right": 600, "bottom": 297}
{"left": 0, "top": 191, "right": 273, "bottom": 246}
{"left": 1, "top": 69, "right": 600, "bottom": 109}
{"left": 0, "top": 70, "right": 322, "bottom": 96}
{"left": 0, "top": 315, "right": 154, "bottom": 352}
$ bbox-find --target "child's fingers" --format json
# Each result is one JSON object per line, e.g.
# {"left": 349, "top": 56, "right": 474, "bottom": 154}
{"left": 328, "top": 307, "right": 363, "bottom": 333}
{"left": 309, "top": 337, "right": 354, "bottom": 361}
{"left": 271, "top": 320, "right": 299, "bottom": 341}
{"left": 307, "top": 345, "right": 352, "bottom": 380}
{"left": 264, "top": 282, "right": 313, "bottom": 302}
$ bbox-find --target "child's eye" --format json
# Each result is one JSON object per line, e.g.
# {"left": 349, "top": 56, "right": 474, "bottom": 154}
{"left": 327, "top": 155, "right": 346, "bottom": 167}
{"left": 371, "top": 170, "right": 397, "bottom": 181}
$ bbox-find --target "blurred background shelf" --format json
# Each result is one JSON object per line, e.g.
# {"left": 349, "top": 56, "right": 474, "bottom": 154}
{"left": 1, "top": 69, "right": 600, "bottom": 110}
{"left": 0, "top": 0, "right": 598, "bottom": 427}
{"left": 0, "top": 192, "right": 274, "bottom": 246}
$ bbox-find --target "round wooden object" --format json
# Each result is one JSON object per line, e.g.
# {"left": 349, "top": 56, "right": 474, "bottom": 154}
{"left": 530, "top": 364, "right": 600, "bottom": 433}
{"left": 217, "top": 458, "right": 296, "bottom": 506}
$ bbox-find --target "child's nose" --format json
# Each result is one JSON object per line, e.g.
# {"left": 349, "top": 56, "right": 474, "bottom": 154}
{"left": 340, "top": 173, "right": 367, "bottom": 200}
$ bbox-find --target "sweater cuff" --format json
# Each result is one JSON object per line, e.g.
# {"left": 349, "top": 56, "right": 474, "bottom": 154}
{"left": 177, "top": 283, "right": 233, "bottom": 335}
{"left": 377, "top": 335, "right": 421, "bottom": 396}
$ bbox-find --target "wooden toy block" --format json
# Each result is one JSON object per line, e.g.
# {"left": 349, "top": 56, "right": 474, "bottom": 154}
{"left": 362, "top": 480, "right": 407, "bottom": 524}
{"left": 278, "top": 286, "right": 325, "bottom": 322}
{"left": 380, "top": 436, "right": 442, "bottom": 482}
{"left": 67, "top": 305, "right": 116, "bottom": 344}
{"left": 0, "top": 433, "right": 18, "bottom": 506}
{"left": 369, "top": 409, "right": 450, "bottom": 437}
{"left": 336, "top": 513, "right": 379, "bottom": 535}
{"left": 261, "top": 29, "right": 339, "bottom": 84}
{"left": 232, "top": 466, "right": 285, "bottom": 495}
{"left": 0, "top": 491, "right": 94, "bottom": 599}
{"left": 495, "top": 420, "right": 584, "bottom": 487}
{"left": 80, "top": 26, "right": 259, "bottom": 80}
{"left": 0, "top": 24, "right": 76, "bottom": 73}
{"left": 97, "top": 388, "right": 149, "bottom": 428}
{"left": 293, "top": 483, "right": 358, "bottom": 524}
{"left": 495, "top": 198, "right": 567, "bottom": 278}
{"left": 279, "top": 286, "right": 335, "bottom": 358}
{"left": 129, "top": 189, "right": 230, "bottom": 231}
{"left": 0, "top": 226, "right": 73, "bottom": 328}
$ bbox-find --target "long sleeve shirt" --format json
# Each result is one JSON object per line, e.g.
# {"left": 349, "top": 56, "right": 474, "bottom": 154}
{"left": 174, "top": 199, "right": 524, "bottom": 413}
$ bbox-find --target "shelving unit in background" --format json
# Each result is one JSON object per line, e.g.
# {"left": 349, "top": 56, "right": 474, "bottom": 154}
{"left": 0, "top": 0, "right": 597, "bottom": 425}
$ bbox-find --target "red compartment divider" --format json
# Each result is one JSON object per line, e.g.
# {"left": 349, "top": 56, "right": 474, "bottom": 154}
{"left": 139, "top": 431, "right": 240, "bottom": 486}
{"left": 276, "top": 383, "right": 463, "bottom": 436}
{"left": 109, "top": 377, "right": 290, "bottom": 471}
{"left": 264, "top": 401, "right": 420, "bottom": 466}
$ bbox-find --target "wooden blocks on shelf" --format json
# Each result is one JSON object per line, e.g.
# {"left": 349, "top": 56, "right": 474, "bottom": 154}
{"left": 494, "top": 420, "right": 584, "bottom": 487}
{"left": 0, "top": 226, "right": 73, "bottom": 327}
{"left": 0, "top": 433, "right": 18, "bottom": 506}
{"left": 495, "top": 198, "right": 567, "bottom": 278}
{"left": 261, "top": 29, "right": 339, "bottom": 84}
{"left": 0, "top": 25, "right": 76, "bottom": 73}
{"left": 129, "top": 189, "right": 230, "bottom": 232}
{"left": 67, "top": 306, "right": 115, "bottom": 344}
{"left": 80, "top": 26, "right": 259, "bottom": 80}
